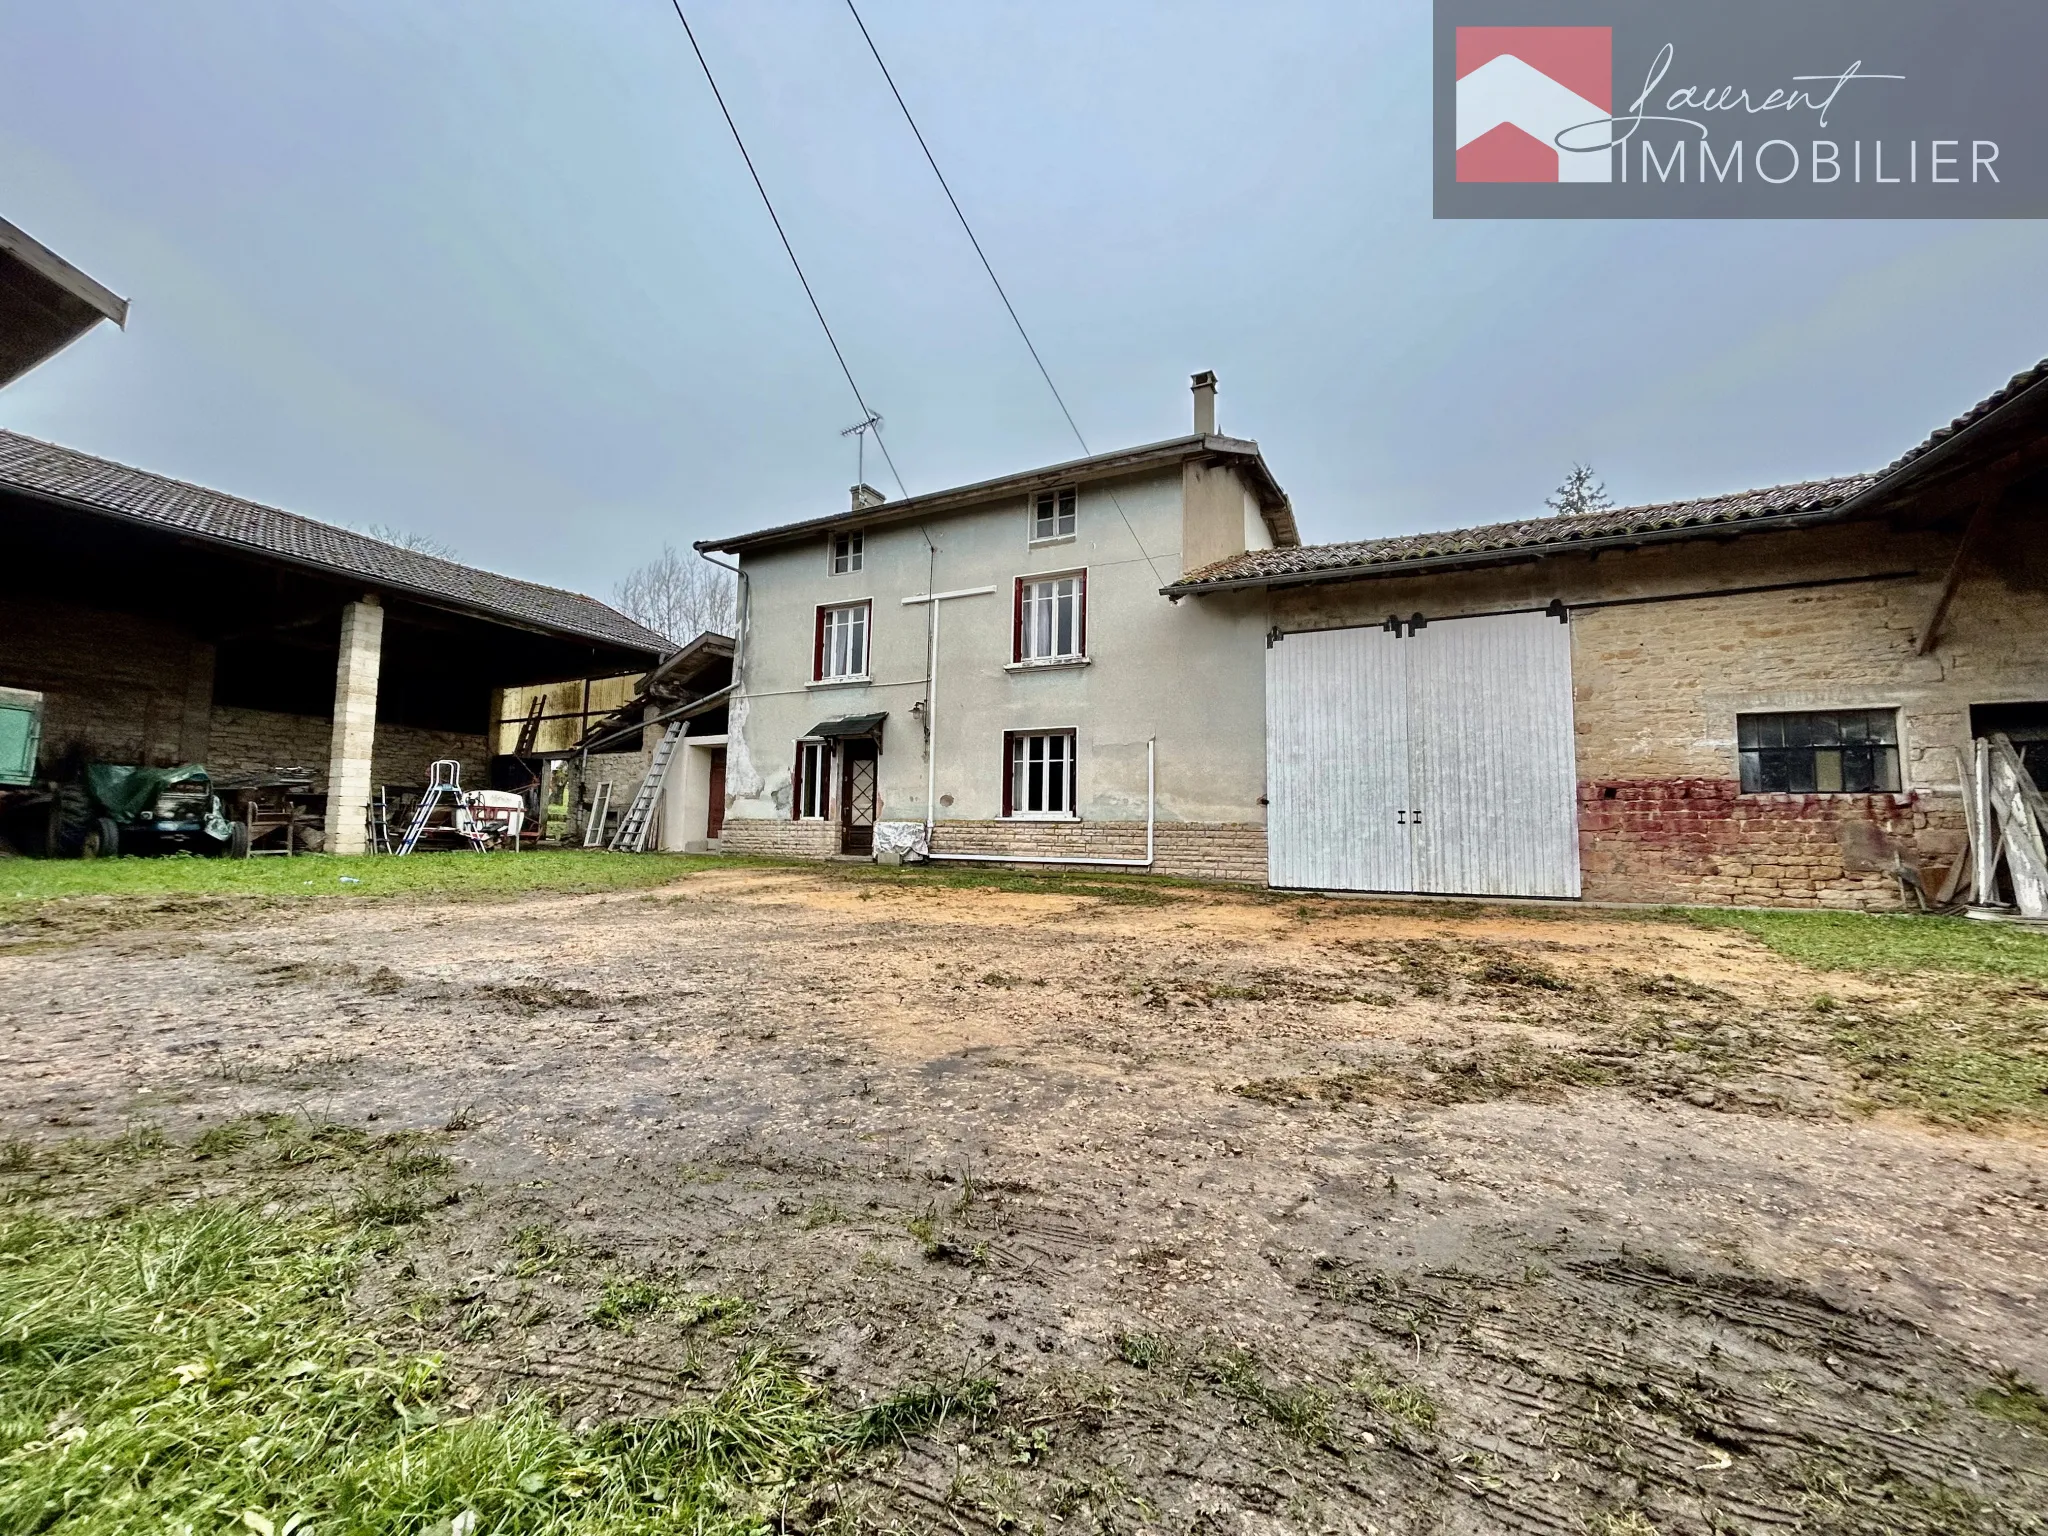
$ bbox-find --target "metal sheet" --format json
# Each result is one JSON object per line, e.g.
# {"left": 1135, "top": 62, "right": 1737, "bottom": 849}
{"left": 1266, "top": 626, "right": 1412, "bottom": 892}
{"left": 1409, "top": 612, "right": 1580, "bottom": 898}
{"left": 1266, "top": 612, "right": 1579, "bottom": 898}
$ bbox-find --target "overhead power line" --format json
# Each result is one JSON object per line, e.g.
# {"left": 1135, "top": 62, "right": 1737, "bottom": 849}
{"left": 667, "top": 0, "right": 907, "bottom": 499}
{"left": 843, "top": 0, "right": 1164, "bottom": 584}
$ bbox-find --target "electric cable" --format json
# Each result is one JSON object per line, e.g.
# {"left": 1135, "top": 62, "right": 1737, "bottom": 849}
{"left": 668, "top": 0, "right": 907, "bottom": 499}
{"left": 843, "top": 0, "right": 1165, "bottom": 584}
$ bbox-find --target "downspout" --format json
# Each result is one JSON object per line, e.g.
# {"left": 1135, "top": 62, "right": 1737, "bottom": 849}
{"left": 927, "top": 737, "right": 1156, "bottom": 869}
{"left": 697, "top": 550, "right": 750, "bottom": 678}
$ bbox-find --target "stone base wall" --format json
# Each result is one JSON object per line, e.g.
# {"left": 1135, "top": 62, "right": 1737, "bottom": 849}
{"left": 719, "top": 818, "right": 842, "bottom": 859}
{"left": 207, "top": 707, "right": 486, "bottom": 794}
{"left": 719, "top": 817, "right": 1268, "bottom": 881}
{"left": 930, "top": 820, "right": 1268, "bottom": 883}
{"left": 1579, "top": 778, "right": 1967, "bottom": 909}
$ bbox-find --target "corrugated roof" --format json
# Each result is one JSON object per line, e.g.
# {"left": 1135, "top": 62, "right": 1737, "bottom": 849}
{"left": 1170, "top": 353, "right": 2048, "bottom": 594}
{"left": 1171, "top": 475, "right": 1875, "bottom": 591}
{"left": 0, "top": 430, "right": 668, "bottom": 655}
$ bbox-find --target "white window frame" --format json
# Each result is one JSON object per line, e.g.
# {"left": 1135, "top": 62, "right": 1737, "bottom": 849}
{"left": 1016, "top": 571, "right": 1086, "bottom": 663}
{"left": 831, "top": 530, "right": 863, "bottom": 575}
{"left": 1031, "top": 485, "right": 1077, "bottom": 543}
{"left": 796, "top": 738, "right": 831, "bottom": 820}
{"left": 816, "top": 601, "right": 870, "bottom": 682}
{"left": 1007, "top": 729, "right": 1077, "bottom": 819}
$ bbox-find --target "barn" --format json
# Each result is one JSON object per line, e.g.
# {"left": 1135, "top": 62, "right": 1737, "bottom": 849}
{"left": 1168, "top": 361, "right": 2048, "bottom": 909}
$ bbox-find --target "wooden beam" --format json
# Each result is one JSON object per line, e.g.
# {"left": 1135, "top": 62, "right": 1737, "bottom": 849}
{"left": 1915, "top": 496, "right": 1995, "bottom": 655}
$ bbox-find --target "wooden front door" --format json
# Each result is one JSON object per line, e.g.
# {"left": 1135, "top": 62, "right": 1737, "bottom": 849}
{"left": 706, "top": 748, "right": 726, "bottom": 841}
{"left": 839, "top": 739, "right": 877, "bottom": 855}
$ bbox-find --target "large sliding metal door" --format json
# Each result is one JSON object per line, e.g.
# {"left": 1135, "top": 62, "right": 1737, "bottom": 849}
{"left": 1267, "top": 627, "right": 1413, "bottom": 892}
{"left": 1266, "top": 611, "right": 1580, "bottom": 898}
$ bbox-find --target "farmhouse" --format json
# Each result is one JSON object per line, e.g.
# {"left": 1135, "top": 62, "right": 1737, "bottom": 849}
{"left": 698, "top": 373, "right": 1291, "bottom": 881}
{"left": 707, "top": 363, "right": 2047, "bottom": 909}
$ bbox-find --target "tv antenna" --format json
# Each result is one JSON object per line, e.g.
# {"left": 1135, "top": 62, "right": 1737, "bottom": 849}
{"left": 841, "top": 411, "right": 883, "bottom": 488}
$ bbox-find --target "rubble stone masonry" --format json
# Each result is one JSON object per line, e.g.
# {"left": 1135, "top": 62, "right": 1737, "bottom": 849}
{"left": 929, "top": 820, "right": 1267, "bottom": 883}
{"left": 718, "top": 818, "right": 841, "bottom": 860}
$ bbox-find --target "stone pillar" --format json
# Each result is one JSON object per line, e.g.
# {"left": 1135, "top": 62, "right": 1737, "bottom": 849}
{"left": 323, "top": 597, "right": 383, "bottom": 855}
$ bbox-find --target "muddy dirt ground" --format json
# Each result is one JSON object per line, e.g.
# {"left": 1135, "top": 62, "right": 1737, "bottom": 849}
{"left": 5, "top": 865, "right": 2046, "bottom": 1534}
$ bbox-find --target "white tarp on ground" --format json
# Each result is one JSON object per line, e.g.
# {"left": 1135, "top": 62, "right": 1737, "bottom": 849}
{"left": 872, "top": 821, "right": 929, "bottom": 863}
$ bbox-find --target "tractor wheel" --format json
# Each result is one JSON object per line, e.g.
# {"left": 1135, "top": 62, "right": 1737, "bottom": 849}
{"left": 218, "top": 822, "right": 252, "bottom": 859}
{"left": 80, "top": 817, "right": 120, "bottom": 859}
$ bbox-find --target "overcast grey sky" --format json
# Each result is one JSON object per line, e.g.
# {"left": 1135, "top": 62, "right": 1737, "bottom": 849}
{"left": 4, "top": 2, "right": 2046, "bottom": 598}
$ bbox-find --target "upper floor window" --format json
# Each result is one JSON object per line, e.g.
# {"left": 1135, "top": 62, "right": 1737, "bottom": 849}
{"left": 1016, "top": 573, "right": 1085, "bottom": 662}
{"left": 831, "top": 530, "right": 863, "bottom": 574}
{"left": 1032, "top": 486, "right": 1077, "bottom": 541}
{"left": 815, "top": 602, "right": 870, "bottom": 681}
{"left": 1005, "top": 730, "right": 1076, "bottom": 817}
{"left": 1738, "top": 709, "right": 1900, "bottom": 794}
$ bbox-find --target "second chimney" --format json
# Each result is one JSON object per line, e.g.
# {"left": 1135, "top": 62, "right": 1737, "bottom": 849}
{"left": 1190, "top": 370, "right": 1218, "bottom": 436}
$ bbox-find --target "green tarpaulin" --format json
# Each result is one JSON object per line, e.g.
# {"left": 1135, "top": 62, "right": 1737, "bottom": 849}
{"left": 84, "top": 764, "right": 233, "bottom": 840}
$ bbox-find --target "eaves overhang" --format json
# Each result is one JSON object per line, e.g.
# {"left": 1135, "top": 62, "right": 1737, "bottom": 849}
{"left": 697, "top": 433, "right": 1295, "bottom": 555}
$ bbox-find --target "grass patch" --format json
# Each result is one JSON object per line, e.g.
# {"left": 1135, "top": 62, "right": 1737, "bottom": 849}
{"left": 588, "top": 1276, "right": 672, "bottom": 1329}
{"left": 1350, "top": 1358, "right": 1438, "bottom": 1430}
{"left": 1825, "top": 1003, "right": 2048, "bottom": 1127}
{"left": 0, "top": 1198, "right": 994, "bottom": 1534}
{"left": 0, "top": 850, "right": 717, "bottom": 935}
{"left": 1974, "top": 1372, "right": 2048, "bottom": 1431}
{"left": 1686, "top": 909, "right": 2048, "bottom": 982}
{"left": 1112, "top": 1331, "right": 1166, "bottom": 1370}
{"left": 1200, "top": 1347, "right": 1333, "bottom": 1446}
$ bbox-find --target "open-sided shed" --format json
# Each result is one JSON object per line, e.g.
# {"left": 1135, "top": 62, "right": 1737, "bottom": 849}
{"left": 0, "top": 431, "right": 667, "bottom": 853}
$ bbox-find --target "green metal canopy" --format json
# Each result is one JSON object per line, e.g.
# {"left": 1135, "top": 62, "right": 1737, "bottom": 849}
{"left": 805, "top": 713, "right": 887, "bottom": 740}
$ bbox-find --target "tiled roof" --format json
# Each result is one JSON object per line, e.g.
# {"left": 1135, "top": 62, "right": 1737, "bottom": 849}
{"left": 1883, "top": 357, "right": 2048, "bottom": 472}
{"left": 1170, "top": 352, "right": 2048, "bottom": 593}
{"left": 0, "top": 430, "right": 669, "bottom": 655}
{"left": 1171, "top": 475, "right": 1876, "bottom": 590}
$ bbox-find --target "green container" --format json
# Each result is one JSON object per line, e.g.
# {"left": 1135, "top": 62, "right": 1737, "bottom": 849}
{"left": 0, "top": 688, "right": 44, "bottom": 787}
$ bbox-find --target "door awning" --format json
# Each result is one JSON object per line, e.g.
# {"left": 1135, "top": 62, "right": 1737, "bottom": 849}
{"left": 805, "top": 712, "right": 887, "bottom": 740}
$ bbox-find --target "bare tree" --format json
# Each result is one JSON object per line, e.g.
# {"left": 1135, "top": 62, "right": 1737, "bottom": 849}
{"left": 364, "top": 522, "right": 459, "bottom": 559}
{"left": 1545, "top": 463, "right": 1614, "bottom": 518}
{"left": 614, "top": 544, "right": 736, "bottom": 647}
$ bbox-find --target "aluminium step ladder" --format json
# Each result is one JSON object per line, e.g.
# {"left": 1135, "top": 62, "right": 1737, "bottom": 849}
{"left": 397, "top": 759, "right": 464, "bottom": 856}
{"left": 609, "top": 720, "right": 686, "bottom": 853}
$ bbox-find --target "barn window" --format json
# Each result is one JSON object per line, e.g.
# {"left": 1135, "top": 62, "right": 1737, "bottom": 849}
{"left": 1032, "top": 486, "right": 1077, "bottom": 541}
{"left": 1005, "top": 730, "right": 1076, "bottom": 817}
{"left": 815, "top": 602, "right": 870, "bottom": 680}
{"left": 1737, "top": 710, "right": 1900, "bottom": 794}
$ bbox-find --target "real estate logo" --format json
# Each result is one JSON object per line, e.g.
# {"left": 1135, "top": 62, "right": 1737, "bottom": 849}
{"left": 1434, "top": 2, "right": 2048, "bottom": 219}
{"left": 1455, "top": 27, "right": 1611, "bottom": 184}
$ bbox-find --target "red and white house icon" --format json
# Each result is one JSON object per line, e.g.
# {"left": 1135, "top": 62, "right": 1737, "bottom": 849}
{"left": 1455, "top": 27, "right": 1613, "bottom": 182}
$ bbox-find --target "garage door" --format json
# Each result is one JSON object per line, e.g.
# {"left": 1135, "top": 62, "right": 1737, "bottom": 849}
{"left": 1266, "top": 611, "right": 1581, "bottom": 897}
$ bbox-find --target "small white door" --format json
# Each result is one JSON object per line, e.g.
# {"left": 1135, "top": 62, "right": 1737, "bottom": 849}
{"left": 1266, "top": 611, "right": 1580, "bottom": 897}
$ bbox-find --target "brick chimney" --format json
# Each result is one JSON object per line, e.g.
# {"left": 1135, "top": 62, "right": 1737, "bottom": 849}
{"left": 1190, "top": 370, "right": 1217, "bottom": 436}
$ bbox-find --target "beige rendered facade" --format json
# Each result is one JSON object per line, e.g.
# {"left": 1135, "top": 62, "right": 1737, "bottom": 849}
{"left": 703, "top": 398, "right": 1295, "bottom": 878}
